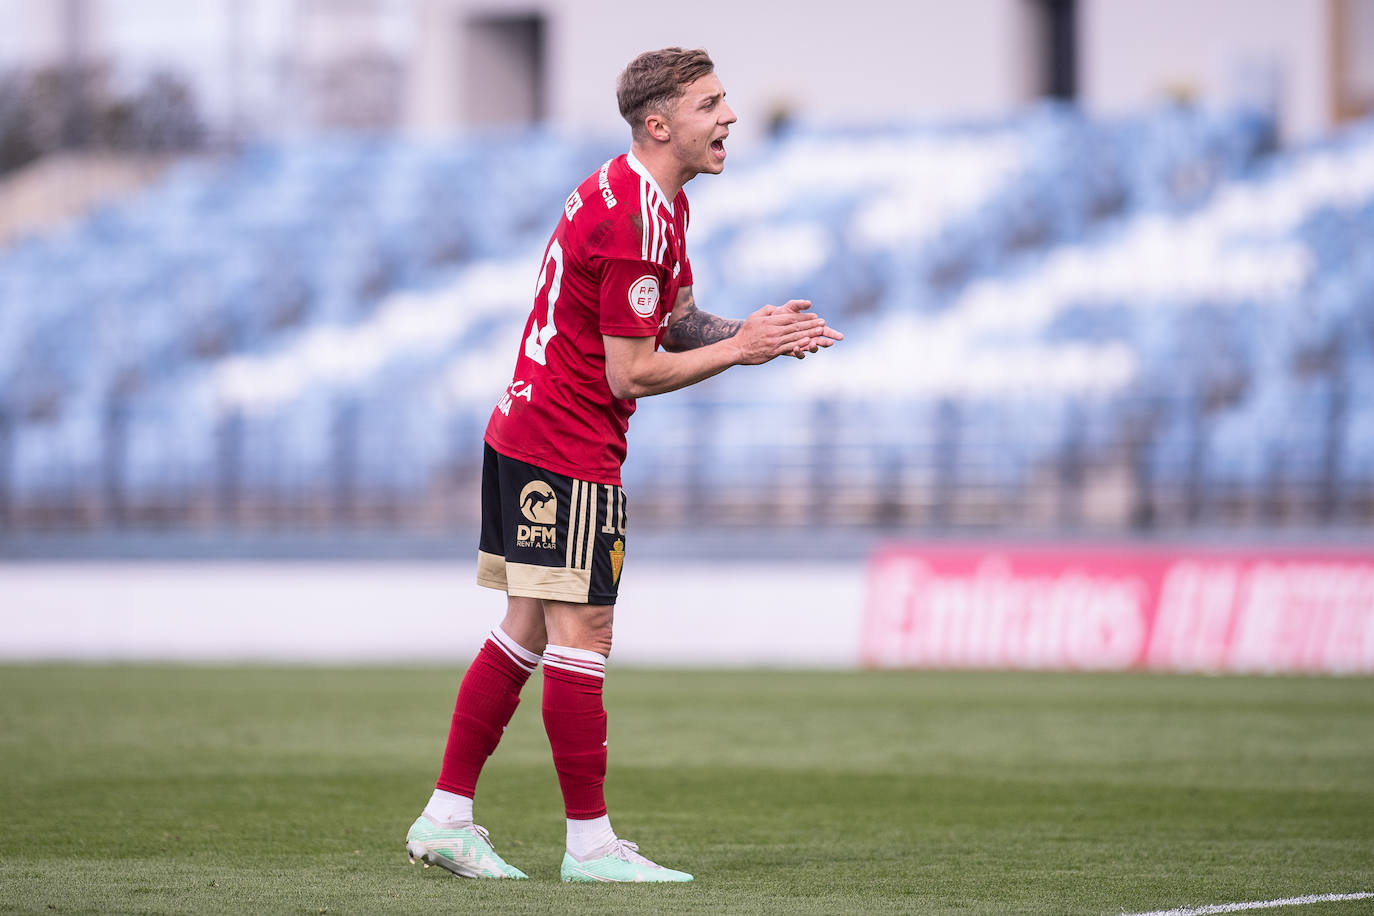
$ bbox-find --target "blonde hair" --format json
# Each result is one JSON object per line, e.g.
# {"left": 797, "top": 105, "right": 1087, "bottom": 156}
{"left": 616, "top": 47, "right": 715, "bottom": 141}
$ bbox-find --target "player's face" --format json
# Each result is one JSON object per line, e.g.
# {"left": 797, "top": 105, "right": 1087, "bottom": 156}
{"left": 669, "top": 73, "right": 736, "bottom": 178}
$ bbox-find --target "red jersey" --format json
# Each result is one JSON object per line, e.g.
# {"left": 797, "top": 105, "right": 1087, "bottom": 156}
{"left": 484, "top": 153, "right": 693, "bottom": 485}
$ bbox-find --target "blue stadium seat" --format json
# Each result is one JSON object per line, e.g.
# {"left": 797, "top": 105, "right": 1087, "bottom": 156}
{"left": 5, "top": 105, "right": 1374, "bottom": 528}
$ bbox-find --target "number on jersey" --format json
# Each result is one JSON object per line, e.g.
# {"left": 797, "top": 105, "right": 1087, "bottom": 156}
{"left": 524, "top": 239, "right": 564, "bottom": 365}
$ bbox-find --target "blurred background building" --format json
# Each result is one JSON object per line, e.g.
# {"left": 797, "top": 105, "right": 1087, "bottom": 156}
{"left": 2, "top": 0, "right": 1374, "bottom": 548}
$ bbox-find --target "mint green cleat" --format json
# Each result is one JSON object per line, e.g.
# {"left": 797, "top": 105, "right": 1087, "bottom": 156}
{"left": 560, "top": 839, "right": 693, "bottom": 883}
{"left": 405, "top": 814, "right": 529, "bottom": 879}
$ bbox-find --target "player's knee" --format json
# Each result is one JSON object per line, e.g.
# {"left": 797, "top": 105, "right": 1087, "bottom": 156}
{"left": 575, "top": 608, "right": 614, "bottom": 657}
{"left": 544, "top": 601, "right": 614, "bottom": 657}
{"left": 585, "top": 625, "right": 613, "bottom": 659}
{"left": 501, "top": 597, "right": 549, "bottom": 655}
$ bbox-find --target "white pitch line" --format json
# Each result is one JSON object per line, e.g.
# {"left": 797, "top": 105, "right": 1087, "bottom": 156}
{"left": 1122, "top": 892, "right": 1374, "bottom": 916}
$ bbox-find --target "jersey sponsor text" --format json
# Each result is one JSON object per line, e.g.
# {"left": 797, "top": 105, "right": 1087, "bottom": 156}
{"left": 598, "top": 160, "right": 617, "bottom": 208}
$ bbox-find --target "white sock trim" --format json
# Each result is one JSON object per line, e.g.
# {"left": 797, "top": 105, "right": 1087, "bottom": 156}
{"left": 490, "top": 626, "right": 541, "bottom": 671}
{"left": 423, "top": 788, "right": 473, "bottom": 825}
{"left": 543, "top": 644, "right": 606, "bottom": 679}
{"left": 565, "top": 814, "right": 617, "bottom": 859}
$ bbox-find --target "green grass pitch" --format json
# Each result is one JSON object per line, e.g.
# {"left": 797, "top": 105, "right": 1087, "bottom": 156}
{"left": 1, "top": 665, "right": 1371, "bottom": 915}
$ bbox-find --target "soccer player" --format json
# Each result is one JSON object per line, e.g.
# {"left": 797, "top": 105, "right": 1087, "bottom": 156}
{"left": 405, "top": 47, "right": 843, "bottom": 883}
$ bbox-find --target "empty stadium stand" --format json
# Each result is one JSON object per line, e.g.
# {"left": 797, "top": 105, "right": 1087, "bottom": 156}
{"left": 3, "top": 103, "right": 1371, "bottom": 535}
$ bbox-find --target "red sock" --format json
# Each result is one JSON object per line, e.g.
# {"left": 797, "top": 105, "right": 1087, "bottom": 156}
{"left": 435, "top": 628, "right": 539, "bottom": 798}
{"left": 541, "top": 645, "right": 608, "bottom": 820}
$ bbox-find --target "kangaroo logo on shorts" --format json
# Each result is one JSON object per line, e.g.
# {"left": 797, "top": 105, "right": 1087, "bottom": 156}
{"left": 518, "top": 481, "right": 558, "bottom": 524}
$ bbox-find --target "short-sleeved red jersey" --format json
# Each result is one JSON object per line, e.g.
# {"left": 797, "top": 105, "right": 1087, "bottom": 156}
{"left": 484, "top": 153, "right": 693, "bottom": 485}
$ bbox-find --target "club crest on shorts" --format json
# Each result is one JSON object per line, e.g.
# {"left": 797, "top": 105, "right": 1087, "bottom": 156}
{"left": 610, "top": 538, "right": 625, "bottom": 583}
{"left": 628, "top": 275, "right": 660, "bottom": 318}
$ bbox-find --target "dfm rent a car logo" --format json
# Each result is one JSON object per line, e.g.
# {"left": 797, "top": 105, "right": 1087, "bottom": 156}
{"left": 517, "top": 481, "right": 557, "bottom": 549}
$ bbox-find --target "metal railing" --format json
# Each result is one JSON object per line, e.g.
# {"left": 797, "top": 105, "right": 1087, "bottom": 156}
{"left": 2, "top": 388, "right": 1369, "bottom": 536}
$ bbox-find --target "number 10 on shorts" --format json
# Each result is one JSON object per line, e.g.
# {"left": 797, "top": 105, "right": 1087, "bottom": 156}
{"left": 600, "top": 484, "right": 626, "bottom": 535}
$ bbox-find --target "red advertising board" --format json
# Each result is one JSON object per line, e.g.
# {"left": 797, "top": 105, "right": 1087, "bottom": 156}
{"left": 863, "top": 545, "right": 1374, "bottom": 674}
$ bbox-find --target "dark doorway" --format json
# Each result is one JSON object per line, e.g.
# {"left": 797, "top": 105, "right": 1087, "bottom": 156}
{"left": 1040, "top": 0, "right": 1077, "bottom": 100}
{"left": 463, "top": 14, "right": 547, "bottom": 126}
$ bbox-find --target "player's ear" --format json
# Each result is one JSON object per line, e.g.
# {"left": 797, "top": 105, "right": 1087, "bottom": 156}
{"left": 644, "top": 110, "right": 671, "bottom": 143}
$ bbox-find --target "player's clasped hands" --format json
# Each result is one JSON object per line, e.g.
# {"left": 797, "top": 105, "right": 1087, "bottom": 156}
{"left": 737, "top": 299, "right": 844, "bottom": 364}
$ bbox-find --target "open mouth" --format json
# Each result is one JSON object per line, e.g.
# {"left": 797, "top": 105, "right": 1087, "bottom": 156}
{"left": 710, "top": 137, "right": 727, "bottom": 159}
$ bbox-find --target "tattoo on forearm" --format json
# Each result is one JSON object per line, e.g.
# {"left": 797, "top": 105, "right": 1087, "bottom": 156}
{"left": 665, "top": 294, "right": 743, "bottom": 351}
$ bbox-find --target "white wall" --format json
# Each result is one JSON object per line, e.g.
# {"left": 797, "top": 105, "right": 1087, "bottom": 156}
{"left": 0, "top": 0, "right": 64, "bottom": 66}
{"left": 411, "top": 0, "right": 1045, "bottom": 147}
{"left": 414, "top": 0, "right": 1343, "bottom": 146}
{"left": 554, "top": 0, "right": 1043, "bottom": 145}
{"left": 3, "top": 1, "right": 1345, "bottom": 147}
{"left": 1078, "top": 0, "right": 1332, "bottom": 142}
{"left": 0, "top": 561, "right": 867, "bottom": 666}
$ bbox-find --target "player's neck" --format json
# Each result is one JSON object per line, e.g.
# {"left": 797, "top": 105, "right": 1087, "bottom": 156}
{"left": 628, "top": 142, "right": 689, "bottom": 202}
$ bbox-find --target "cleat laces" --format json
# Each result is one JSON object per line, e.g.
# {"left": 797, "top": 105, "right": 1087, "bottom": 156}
{"left": 607, "top": 838, "right": 657, "bottom": 868}
{"left": 467, "top": 823, "right": 498, "bottom": 852}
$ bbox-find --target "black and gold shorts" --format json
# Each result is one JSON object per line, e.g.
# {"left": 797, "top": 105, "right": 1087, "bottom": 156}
{"left": 476, "top": 444, "right": 627, "bottom": 606}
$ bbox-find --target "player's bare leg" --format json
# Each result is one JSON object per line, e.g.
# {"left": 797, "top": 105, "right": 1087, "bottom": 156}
{"left": 500, "top": 595, "right": 549, "bottom": 655}
{"left": 406, "top": 596, "right": 543, "bottom": 879}
{"left": 542, "top": 600, "right": 693, "bottom": 883}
